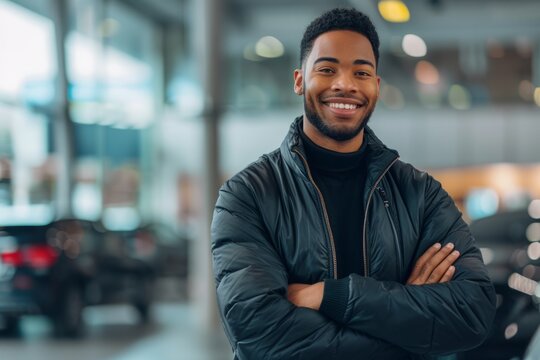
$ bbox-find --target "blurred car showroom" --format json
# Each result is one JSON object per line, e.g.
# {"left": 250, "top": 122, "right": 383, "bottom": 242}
{"left": 0, "top": 0, "right": 540, "bottom": 359}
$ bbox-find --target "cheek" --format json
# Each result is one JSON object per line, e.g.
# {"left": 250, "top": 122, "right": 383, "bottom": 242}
{"left": 304, "top": 79, "right": 326, "bottom": 99}
{"left": 367, "top": 81, "right": 380, "bottom": 97}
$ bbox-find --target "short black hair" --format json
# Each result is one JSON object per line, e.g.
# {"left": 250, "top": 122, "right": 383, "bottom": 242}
{"left": 300, "top": 8, "right": 380, "bottom": 68}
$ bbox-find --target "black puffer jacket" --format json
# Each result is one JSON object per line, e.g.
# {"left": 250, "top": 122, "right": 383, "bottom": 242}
{"left": 212, "top": 117, "right": 496, "bottom": 360}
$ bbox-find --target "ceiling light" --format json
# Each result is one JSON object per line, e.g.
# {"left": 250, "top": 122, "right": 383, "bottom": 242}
{"left": 255, "top": 36, "right": 284, "bottom": 59}
{"left": 526, "top": 223, "right": 540, "bottom": 242}
{"left": 415, "top": 60, "right": 439, "bottom": 85}
{"left": 534, "top": 88, "right": 540, "bottom": 107}
{"left": 528, "top": 242, "right": 540, "bottom": 261}
{"left": 448, "top": 84, "right": 471, "bottom": 110}
{"left": 508, "top": 272, "right": 537, "bottom": 295}
{"left": 529, "top": 199, "right": 540, "bottom": 219}
{"left": 402, "top": 34, "right": 427, "bottom": 57}
{"left": 378, "top": 0, "right": 410, "bottom": 23}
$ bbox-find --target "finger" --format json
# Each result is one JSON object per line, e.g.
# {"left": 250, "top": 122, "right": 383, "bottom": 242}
{"left": 439, "top": 265, "right": 456, "bottom": 283}
{"left": 426, "top": 250, "right": 460, "bottom": 283}
{"left": 407, "top": 243, "right": 442, "bottom": 282}
{"left": 417, "top": 243, "right": 455, "bottom": 282}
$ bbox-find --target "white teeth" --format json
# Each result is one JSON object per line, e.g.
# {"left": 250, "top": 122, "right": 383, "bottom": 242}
{"left": 328, "top": 103, "right": 357, "bottom": 110}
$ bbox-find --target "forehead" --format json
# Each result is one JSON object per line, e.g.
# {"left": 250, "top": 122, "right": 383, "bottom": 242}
{"left": 306, "top": 30, "right": 375, "bottom": 66}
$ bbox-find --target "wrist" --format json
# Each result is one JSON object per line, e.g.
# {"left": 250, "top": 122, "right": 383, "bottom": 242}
{"left": 308, "top": 282, "right": 324, "bottom": 310}
{"left": 319, "top": 277, "right": 350, "bottom": 324}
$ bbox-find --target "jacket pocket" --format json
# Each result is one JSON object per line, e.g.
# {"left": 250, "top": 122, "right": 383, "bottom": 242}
{"left": 377, "top": 186, "right": 403, "bottom": 280}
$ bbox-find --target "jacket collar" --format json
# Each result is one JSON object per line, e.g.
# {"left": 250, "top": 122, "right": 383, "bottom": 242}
{"left": 280, "top": 116, "right": 399, "bottom": 189}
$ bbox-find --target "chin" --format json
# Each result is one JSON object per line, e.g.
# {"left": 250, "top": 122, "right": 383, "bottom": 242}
{"left": 305, "top": 102, "right": 373, "bottom": 142}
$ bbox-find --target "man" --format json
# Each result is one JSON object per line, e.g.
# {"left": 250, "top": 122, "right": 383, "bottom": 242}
{"left": 211, "top": 8, "right": 495, "bottom": 360}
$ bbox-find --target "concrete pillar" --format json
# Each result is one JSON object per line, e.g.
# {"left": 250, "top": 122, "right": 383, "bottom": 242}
{"left": 188, "top": 0, "right": 223, "bottom": 332}
{"left": 51, "top": 0, "right": 75, "bottom": 218}
{"left": 140, "top": 21, "right": 165, "bottom": 221}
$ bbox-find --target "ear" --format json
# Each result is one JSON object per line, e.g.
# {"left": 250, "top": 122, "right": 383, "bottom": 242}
{"left": 293, "top": 69, "right": 304, "bottom": 95}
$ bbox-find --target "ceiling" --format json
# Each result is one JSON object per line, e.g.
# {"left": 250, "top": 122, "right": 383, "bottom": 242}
{"left": 118, "top": 0, "right": 540, "bottom": 58}
{"left": 223, "top": 0, "right": 540, "bottom": 56}
{"left": 13, "top": 0, "right": 540, "bottom": 59}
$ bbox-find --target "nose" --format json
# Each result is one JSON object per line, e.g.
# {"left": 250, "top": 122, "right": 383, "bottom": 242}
{"left": 331, "top": 72, "right": 357, "bottom": 93}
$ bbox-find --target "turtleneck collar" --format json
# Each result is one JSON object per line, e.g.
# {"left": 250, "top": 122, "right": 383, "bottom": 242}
{"left": 299, "top": 126, "right": 368, "bottom": 173}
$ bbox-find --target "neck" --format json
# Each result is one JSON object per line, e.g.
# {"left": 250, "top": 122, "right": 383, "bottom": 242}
{"left": 302, "top": 115, "right": 365, "bottom": 153}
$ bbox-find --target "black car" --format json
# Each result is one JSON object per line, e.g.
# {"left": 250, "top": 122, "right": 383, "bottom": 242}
{"left": 124, "top": 223, "right": 189, "bottom": 279}
{"left": 0, "top": 219, "right": 155, "bottom": 337}
{"left": 461, "top": 210, "right": 540, "bottom": 359}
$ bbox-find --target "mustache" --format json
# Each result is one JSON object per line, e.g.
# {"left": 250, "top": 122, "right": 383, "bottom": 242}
{"left": 320, "top": 93, "right": 364, "bottom": 102}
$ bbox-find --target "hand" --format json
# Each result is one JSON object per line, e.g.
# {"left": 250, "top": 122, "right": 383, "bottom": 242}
{"left": 406, "top": 242, "right": 460, "bottom": 285}
{"left": 287, "top": 282, "right": 324, "bottom": 310}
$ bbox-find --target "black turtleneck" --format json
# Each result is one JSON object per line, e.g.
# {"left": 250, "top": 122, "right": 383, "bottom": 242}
{"left": 299, "top": 128, "right": 369, "bottom": 322}
{"left": 299, "top": 129, "right": 368, "bottom": 278}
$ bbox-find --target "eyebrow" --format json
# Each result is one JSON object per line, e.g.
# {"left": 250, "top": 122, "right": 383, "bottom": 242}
{"left": 313, "top": 57, "right": 375, "bottom": 68}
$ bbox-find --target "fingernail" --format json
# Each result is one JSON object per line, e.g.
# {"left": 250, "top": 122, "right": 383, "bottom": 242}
{"left": 450, "top": 266, "right": 455, "bottom": 271}
{"left": 453, "top": 250, "right": 460, "bottom": 256}
{"left": 446, "top": 243, "right": 454, "bottom": 249}
{"left": 434, "top": 243, "right": 442, "bottom": 249}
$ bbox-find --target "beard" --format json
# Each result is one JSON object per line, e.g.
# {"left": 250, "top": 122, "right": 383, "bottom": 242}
{"left": 304, "top": 95, "right": 374, "bottom": 142}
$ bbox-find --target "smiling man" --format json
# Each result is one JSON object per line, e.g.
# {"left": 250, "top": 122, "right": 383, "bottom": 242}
{"left": 212, "top": 8, "right": 495, "bottom": 360}
{"left": 296, "top": 30, "right": 379, "bottom": 151}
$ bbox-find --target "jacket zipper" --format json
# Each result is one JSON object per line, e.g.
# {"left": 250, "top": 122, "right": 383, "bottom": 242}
{"left": 377, "top": 186, "right": 403, "bottom": 278}
{"left": 293, "top": 148, "right": 338, "bottom": 279}
{"left": 362, "top": 158, "right": 399, "bottom": 276}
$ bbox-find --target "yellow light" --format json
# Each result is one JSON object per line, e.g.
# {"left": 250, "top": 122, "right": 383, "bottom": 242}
{"left": 378, "top": 0, "right": 410, "bottom": 23}
{"left": 534, "top": 87, "right": 540, "bottom": 107}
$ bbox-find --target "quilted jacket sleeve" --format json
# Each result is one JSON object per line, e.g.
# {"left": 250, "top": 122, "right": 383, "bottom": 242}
{"left": 211, "top": 177, "right": 408, "bottom": 360}
{"left": 321, "top": 173, "right": 496, "bottom": 355}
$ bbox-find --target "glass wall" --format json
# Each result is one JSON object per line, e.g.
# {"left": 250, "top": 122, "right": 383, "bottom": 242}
{"left": 66, "top": 0, "right": 161, "bottom": 229}
{"left": 0, "top": 0, "right": 163, "bottom": 230}
{"left": 0, "top": 0, "right": 57, "bottom": 224}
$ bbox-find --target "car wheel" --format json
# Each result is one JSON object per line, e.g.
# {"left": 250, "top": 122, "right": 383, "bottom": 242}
{"left": 52, "top": 286, "right": 84, "bottom": 338}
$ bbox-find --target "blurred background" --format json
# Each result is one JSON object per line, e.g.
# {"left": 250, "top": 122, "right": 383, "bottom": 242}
{"left": 0, "top": 0, "right": 539, "bottom": 359}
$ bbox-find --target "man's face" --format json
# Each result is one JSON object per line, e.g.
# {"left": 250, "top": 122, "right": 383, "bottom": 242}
{"left": 294, "top": 30, "right": 380, "bottom": 143}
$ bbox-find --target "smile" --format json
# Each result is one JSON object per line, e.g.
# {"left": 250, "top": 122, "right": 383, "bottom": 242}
{"left": 327, "top": 102, "right": 360, "bottom": 110}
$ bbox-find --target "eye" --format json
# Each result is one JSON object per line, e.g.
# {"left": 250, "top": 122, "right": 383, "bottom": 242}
{"left": 318, "top": 67, "right": 335, "bottom": 74}
{"left": 355, "top": 71, "right": 371, "bottom": 77}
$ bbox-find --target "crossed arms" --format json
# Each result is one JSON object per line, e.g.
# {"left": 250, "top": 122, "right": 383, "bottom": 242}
{"left": 212, "top": 176, "right": 496, "bottom": 359}
{"left": 288, "top": 241, "right": 461, "bottom": 311}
